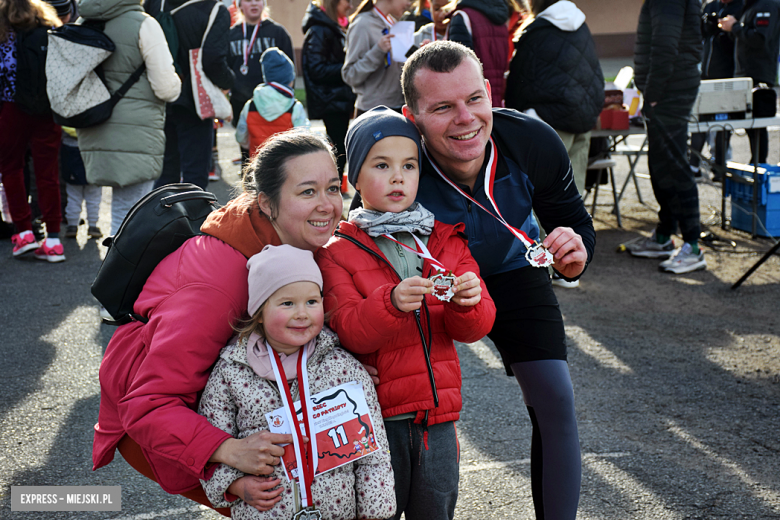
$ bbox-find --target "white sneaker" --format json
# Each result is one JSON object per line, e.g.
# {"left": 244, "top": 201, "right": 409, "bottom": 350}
{"left": 659, "top": 243, "right": 707, "bottom": 274}
{"left": 626, "top": 230, "right": 675, "bottom": 259}
{"left": 551, "top": 273, "right": 580, "bottom": 288}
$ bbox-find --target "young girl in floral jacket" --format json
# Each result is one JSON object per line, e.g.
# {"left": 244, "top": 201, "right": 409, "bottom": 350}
{"left": 199, "top": 244, "right": 395, "bottom": 520}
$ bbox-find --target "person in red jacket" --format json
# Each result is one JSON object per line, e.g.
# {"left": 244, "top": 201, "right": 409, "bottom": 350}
{"left": 316, "top": 106, "right": 496, "bottom": 520}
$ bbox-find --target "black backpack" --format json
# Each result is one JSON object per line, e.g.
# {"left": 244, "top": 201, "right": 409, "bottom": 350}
{"left": 91, "top": 184, "right": 219, "bottom": 326}
{"left": 14, "top": 27, "right": 51, "bottom": 115}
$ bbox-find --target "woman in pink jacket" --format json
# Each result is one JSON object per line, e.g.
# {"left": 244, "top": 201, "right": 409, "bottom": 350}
{"left": 93, "top": 130, "right": 344, "bottom": 514}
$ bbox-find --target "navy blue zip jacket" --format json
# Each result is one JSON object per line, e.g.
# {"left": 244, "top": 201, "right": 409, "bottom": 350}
{"left": 415, "top": 109, "right": 595, "bottom": 281}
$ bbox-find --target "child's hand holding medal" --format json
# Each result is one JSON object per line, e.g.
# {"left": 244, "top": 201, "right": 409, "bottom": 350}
{"left": 390, "top": 276, "right": 433, "bottom": 312}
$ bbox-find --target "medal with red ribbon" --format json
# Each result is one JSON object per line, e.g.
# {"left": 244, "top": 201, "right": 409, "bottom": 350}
{"left": 267, "top": 343, "right": 321, "bottom": 519}
{"left": 422, "top": 138, "right": 554, "bottom": 268}
{"left": 380, "top": 233, "right": 456, "bottom": 301}
{"left": 240, "top": 22, "right": 260, "bottom": 76}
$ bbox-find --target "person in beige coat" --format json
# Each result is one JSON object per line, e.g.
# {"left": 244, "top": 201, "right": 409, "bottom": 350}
{"left": 77, "top": 0, "right": 181, "bottom": 235}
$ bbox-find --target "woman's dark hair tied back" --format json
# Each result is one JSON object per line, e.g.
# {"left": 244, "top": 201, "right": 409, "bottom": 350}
{"left": 242, "top": 129, "right": 337, "bottom": 219}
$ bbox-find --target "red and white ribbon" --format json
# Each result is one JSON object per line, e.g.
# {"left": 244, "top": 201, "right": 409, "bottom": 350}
{"left": 242, "top": 22, "right": 260, "bottom": 72}
{"left": 267, "top": 342, "right": 318, "bottom": 507}
{"left": 381, "top": 233, "right": 448, "bottom": 273}
{"left": 422, "top": 137, "right": 537, "bottom": 250}
{"left": 268, "top": 82, "right": 294, "bottom": 98}
{"left": 373, "top": 6, "right": 395, "bottom": 28}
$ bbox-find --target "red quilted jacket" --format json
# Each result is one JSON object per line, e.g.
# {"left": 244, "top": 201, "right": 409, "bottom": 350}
{"left": 316, "top": 220, "right": 496, "bottom": 426}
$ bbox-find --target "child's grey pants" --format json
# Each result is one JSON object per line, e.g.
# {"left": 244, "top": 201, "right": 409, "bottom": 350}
{"left": 384, "top": 419, "right": 459, "bottom": 520}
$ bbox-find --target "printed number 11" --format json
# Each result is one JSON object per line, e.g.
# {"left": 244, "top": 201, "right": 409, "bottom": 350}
{"left": 327, "top": 425, "right": 349, "bottom": 448}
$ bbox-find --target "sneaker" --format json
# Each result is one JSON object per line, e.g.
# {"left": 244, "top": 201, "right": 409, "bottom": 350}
{"left": 659, "top": 243, "right": 707, "bottom": 274}
{"left": 87, "top": 225, "right": 103, "bottom": 239}
{"left": 11, "top": 231, "right": 40, "bottom": 257}
{"left": 65, "top": 225, "right": 79, "bottom": 238}
{"left": 626, "top": 230, "right": 675, "bottom": 259}
{"left": 551, "top": 272, "right": 580, "bottom": 288}
{"left": 232, "top": 156, "right": 243, "bottom": 165}
{"left": 34, "top": 240, "right": 66, "bottom": 263}
{"left": 208, "top": 169, "right": 220, "bottom": 181}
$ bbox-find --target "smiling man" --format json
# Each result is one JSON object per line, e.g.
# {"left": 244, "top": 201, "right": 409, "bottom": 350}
{"left": 401, "top": 40, "right": 594, "bottom": 520}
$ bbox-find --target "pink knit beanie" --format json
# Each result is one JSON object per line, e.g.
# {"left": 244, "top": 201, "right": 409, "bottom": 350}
{"left": 247, "top": 245, "right": 323, "bottom": 316}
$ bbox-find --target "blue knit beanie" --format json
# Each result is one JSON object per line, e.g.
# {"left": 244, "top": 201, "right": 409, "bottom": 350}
{"left": 260, "top": 47, "right": 295, "bottom": 86}
{"left": 345, "top": 106, "right": 422, "bottom": 188}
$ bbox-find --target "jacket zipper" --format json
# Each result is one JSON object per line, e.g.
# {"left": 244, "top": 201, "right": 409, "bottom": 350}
{"left": 334, "top": 231, "right": 440, "bottom": 411}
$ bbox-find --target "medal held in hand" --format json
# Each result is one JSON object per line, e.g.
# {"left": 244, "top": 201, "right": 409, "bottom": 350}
{"left": 423, "top": 137, "right": 557, "bottom": 269}
{"left": 430, "top": 272, "right": 456, "bottom": 302}
{"left": 525, "top": 243, "right": 554, "bottom": 268}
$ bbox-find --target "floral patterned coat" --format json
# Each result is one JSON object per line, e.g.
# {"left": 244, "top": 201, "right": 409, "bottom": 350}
{"left": 199, "top": 327, "right": 396, "bottom": 520}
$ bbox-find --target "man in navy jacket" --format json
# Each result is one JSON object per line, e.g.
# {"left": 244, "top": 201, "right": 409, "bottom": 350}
{"left": 400, "top": 40, "right": 593, "bottom": 520}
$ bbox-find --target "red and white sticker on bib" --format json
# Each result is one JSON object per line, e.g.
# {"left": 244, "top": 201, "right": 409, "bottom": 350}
{"left": 265, "top": 381, "right": 380, "bottom": 479}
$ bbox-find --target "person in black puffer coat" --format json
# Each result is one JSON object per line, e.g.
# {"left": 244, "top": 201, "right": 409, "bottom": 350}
{"left": 630, "top": 0, "right": 706, "bottom": 275}
{"left": 719, "top": 0, "right": 780, "bottom": 164}
{"left": 145, "top": 0, "right": 234, "bottom": 190}
{"left": 505, "top": 0, "right": 604, "bottom": 194}
{"left": 302, "top": 0, "right": 356, "bottom": 178}
{"left": 690, "top": 0, "right": 743, "bottom": 177}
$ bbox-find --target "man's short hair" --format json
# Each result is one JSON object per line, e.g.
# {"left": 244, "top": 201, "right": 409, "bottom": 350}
{"left": 401, "top": 41, "right": 484, "bottom": 114}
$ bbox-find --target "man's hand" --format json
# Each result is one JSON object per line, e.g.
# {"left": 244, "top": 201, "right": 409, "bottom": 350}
{"left": 719, "top": 15, "right": 737, "bottom": 32}
{"left": 227, "top": 476, "right": 284, "bottom": 511}
{"left": 542, "top": 227, "right": 587, "bottom": 279}
{"left": 210, "top": 432, "right": 296, "bottom": 476}
{"left": 451, "top": 271, "right": 482, "bottom": 307}
{"left": 391, "top": 276, "right": 433, "bottom": 312}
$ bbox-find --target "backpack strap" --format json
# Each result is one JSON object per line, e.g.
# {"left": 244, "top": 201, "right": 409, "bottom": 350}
{"left": 169, "top": 0, "right": 206, "bottom": 15}
{"left": 109, "top": 62, "right": 147, "bottom": 105}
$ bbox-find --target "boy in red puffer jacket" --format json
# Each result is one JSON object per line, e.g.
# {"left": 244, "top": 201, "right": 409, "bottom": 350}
{"left": 316, "top": 106, "right": 496, "bottom": 520}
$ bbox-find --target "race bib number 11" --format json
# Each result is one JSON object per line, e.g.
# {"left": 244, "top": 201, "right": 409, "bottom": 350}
{"left": 265, "top": 381, "right": 380, "bottom": 479}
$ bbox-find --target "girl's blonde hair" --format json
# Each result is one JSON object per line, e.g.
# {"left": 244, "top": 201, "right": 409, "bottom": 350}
{"left": 233, "top": 302, "right": 266, "bottom": 344}
{"left": 0, "top": 0, "right": 61, "bottom": 42}
{"left": 349, "top": 0, "right": 374, "bottom": 23}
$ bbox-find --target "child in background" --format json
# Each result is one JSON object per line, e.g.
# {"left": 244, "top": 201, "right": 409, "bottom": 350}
{"left": 228, "top": 0, "right": 295, "bottom": 168}
{"left": 199, "top": 244, "right": 396, "bottom": 520}
{"left": 413, "top": 0, "right": 449, "bottom": 46}
{"left": 316, "top": 107, "right": 496, "bottom": 520}
{"left": 235, "top": 48, "right": 309, "bottom": 160}
{"left": 60, "top": 127, "right": 102, "bottom": 239}
{"left": 342, "top": 0, "right": 411, "bottom": 116}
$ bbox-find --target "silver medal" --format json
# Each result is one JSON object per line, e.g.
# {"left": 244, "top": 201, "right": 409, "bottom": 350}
{"left": 292, "top": 507, "right": 322, "bottom": 520}
{"left": 430, "top": 273, "right": 456, "bottom": 302}
{"left": 525, "top": 244, "right": 554, "bottom": 268}
{"left": 240, "top": 64, "right": 249, "bottom": 75}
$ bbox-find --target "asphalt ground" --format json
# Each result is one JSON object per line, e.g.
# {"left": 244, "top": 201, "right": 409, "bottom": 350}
{"left": 1, "top": 121, "right": 778, "bottom": 519}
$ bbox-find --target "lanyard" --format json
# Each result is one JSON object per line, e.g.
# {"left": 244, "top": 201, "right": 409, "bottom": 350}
{"left": 373, "top": 6, "right": 395, "bottom": 28}
{"left": 374, "top": 7, "right": 394, "bottom": 68}
{"left": 381, "top": 233, "right": 448, "bottom": 273}
{"left": 242, "top": 22, "right": 261, "bottom": 71}
{"left": 267, "top": 343, "right": 318, "bottom": 508}
{"left": 422, "top": 137, "right": 537, "bottom": 251}
{"left": 268, "top": 82, "right": 294, "bottom": 97}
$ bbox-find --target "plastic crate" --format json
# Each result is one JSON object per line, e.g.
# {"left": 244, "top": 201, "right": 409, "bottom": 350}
{"left": 725, "top": 163, "right": 780, "bottom": 236}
